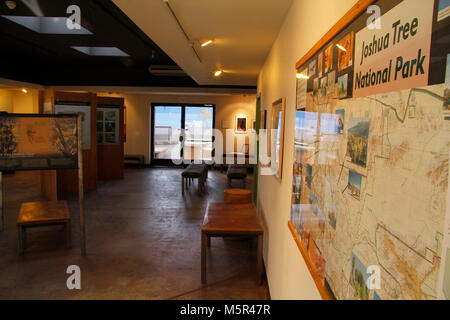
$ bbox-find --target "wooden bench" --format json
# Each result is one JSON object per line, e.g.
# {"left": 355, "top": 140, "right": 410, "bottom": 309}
{"left": 224, "top": 188, "right": 252, "bottom": 204}
{"left": 201, "top": 202, "right": 264, "bottom": 284}
{"left": 17, "top": 201, "right": 71, "bottom": 255}
{"left": 227, "top": 165, "right": 247, "bottom": 188}
{"left": 182, "top": 164, "right": 208, "bottom": 195}
{"left": 124, "top": 154, "right": 145, "bottom": 168}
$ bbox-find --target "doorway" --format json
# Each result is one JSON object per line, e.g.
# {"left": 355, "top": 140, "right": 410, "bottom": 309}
{"left": 151, "top": 103, "right": 215, "bottom": 166}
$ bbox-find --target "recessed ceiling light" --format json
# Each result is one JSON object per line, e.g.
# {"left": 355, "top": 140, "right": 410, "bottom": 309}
{"left": 21, "top": 88, "right": 27, "bottom": 93}
{"left": 72, "top": 46, "right": 129, "bottom": 57}
{"left": 214, "top": 70, "right": 223, "bottom": 77}
{"left": 201, "top": 40, "right": 213, "bottom": 47}
{"left": 1, "top": 15, "right": 92, "bottom": 34}
{"left": 336, "top": 44, "right": 347, "bottom": 52}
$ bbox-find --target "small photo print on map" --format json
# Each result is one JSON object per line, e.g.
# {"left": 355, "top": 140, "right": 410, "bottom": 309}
{"left": 347, "top": 117, "right": 370, "bottom": 168}
{"left": 324, "top": 44, "right": 333, "bottom": 73}
{"left": 338, "top": 74, "right": 348, "bottom": 99}
{"left": 309, "top": 59, "right": 317, "bottom": 77}
{"left": 336, "top": 109, "right": 345, "bottom": 134}
{"left": 444, "top": 53, "right": 450, "bottom": 120}
{"left": 347, "top": 170, "right": 362, "bottom": 200}
{"left": 327, "top": 71, "right": 336, "bottom": 95}
{"left": 320, "top": 77, "right": 327, "bottom": 97}
{"left": 318, "top": 51, "right": 323, "bottom": 77}
{"left": 313, "top": 78, "right": 319, "bottom": 96}
{"left": 350, "top": 253, "right": 370, "bottom": 300}
{"left": 337, "top": 31, "right": 354, "bottom": 71}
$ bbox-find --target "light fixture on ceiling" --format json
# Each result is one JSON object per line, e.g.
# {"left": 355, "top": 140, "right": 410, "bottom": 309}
{"left": 163, "top": 0, "right": 202, "bottom": 63}
{"left": 5, "top": 1, "right": 16, "bottom": 10}
{"left": 336, "top": 44, "right": 347, "bottom": 52}
{"left": 21, "top": 88, "right": 27, "bottom": 93}
{"left": 214, "top": 70, "right": 223, "bottom": 77}
{"left": 296, "top": 73, "right": 309, "bottom": 79}
{"left": 201, "top": 40, "right": 213, "bottom": 47}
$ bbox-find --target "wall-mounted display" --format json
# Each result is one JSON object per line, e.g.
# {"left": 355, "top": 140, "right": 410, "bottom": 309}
{"left": 290, "top": 0, "right": 450, "bottom": 300}
{"left": 271, "top": 98, "right": 286, "bottom": 181}
{"left": 97, "top": 107, "right": 119, "bottom": 145}
{"left": 55, "top": 103, "right": 91, "bottom": 149}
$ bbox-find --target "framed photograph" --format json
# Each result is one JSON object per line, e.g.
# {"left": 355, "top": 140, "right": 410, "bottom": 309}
{"left": 235, "top": 115, "right": 247, "bottom": 133}
{"left": 271, "top": 97, "right": 286, "bottom": 181}
{"left": 97, "top": 107, "right": 119, "bottom": 145}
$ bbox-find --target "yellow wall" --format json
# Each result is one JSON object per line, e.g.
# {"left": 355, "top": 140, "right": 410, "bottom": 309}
{"left": 98, "top": 92, "right": 256, "bottom": 163}
{"left": 257, "top": 0, "right": 358, "bottom": 299}
{"left": 0, "top": 88, "right": 39, "bottom": 114}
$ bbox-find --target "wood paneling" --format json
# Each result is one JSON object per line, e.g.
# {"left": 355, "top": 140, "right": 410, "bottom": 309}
{"left": 55, "top": 92, "right": 97, "bottom": 194}
{"left": 97, "top": 97, "right": 124, "bottom": 180}
{"left": 295, "top": 0, "right": 376, "bottom": 69}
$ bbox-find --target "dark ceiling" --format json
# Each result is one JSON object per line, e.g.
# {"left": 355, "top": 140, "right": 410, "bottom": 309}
{"left": 0, "top": 0, "right": 255, "bottom": 89}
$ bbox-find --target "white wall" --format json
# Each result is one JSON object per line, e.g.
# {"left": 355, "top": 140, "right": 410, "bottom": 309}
{"left": 0, "top": 88, "right": 39, "bottom": 114}
{"left": 257, "top": 0, "right": 358, "bottom": 299}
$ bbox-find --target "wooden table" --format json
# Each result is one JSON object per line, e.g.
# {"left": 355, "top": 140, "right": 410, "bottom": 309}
{"left": 201, "top": 202, "right": 264, "bottom": 284}
{"left": 17, "top": 201, "right": 71, "bottom": 255}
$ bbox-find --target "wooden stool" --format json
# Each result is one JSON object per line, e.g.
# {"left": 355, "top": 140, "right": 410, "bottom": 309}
{"left": 224, "top": 188, "right": 252, "bottom": 204}
{"left": 17, "top": 201, "right": 71, "bottom": 255}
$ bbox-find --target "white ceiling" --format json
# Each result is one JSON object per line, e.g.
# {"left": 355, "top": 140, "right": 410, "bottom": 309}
{"left": 112, "top": 0, "right": 292, "bottom": 87}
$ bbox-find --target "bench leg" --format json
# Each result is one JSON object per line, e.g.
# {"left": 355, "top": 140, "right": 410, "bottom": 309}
{"left": 201, "top": 232, "right": 207, "bottom": 284}
{"left": 66, "top": 221, "right": 72, "bottom": 248}
{"left": 256, "top": 234, "right": 263, "bottom": 285}
{"left": 18, "top": 226, "right": 24, "bottom": 255}
{"left": 182, "top": 177, "right": 185, "bottom": 195}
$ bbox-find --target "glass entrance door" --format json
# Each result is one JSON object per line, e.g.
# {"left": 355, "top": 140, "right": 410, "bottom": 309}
{"left": 152, "top": 106, "right": 182, "bottom": 164}
{"left": 184, "top": 106, "right": 214, "bottom": 162}
{"left": 151, "top": 104, "right": 215, "bottom": 165}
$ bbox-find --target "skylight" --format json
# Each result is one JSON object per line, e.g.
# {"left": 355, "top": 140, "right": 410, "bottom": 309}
{"left": 71, "top": 46, "right": 130, "bottom": 57}
{"left": 1, "top": 15, "right": 92, "bottom": 34}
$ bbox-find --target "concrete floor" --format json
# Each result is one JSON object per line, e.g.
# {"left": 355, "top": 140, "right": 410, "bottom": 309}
{"left": 0, "top": 168, "right": 269, "bottom": 300}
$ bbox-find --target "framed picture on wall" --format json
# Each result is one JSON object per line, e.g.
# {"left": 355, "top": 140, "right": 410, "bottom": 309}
{"left": 235, "top": 115, "right": 247, "bottom": 133}
{"left": 271, "top": 98, "right": 286, "bottom": 181}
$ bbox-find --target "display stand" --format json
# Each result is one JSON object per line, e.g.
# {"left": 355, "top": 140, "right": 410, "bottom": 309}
{"left": 0, "top": 113, "right": 86, "bottom": 255}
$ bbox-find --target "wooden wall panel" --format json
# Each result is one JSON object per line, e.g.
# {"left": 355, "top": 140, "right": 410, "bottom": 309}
{"left": 97, "top": 97, "right": 124, "bottom": 180}
{"left": 55, "top": 92, "right": 97, "bottom": 195}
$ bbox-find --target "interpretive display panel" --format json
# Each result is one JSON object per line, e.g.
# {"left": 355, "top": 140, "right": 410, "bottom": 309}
{"left": 0, "top": 114, "right": 78, "bottom": 171}
{"left": 290, "top": 0, "right": 450, "bottom": 300}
